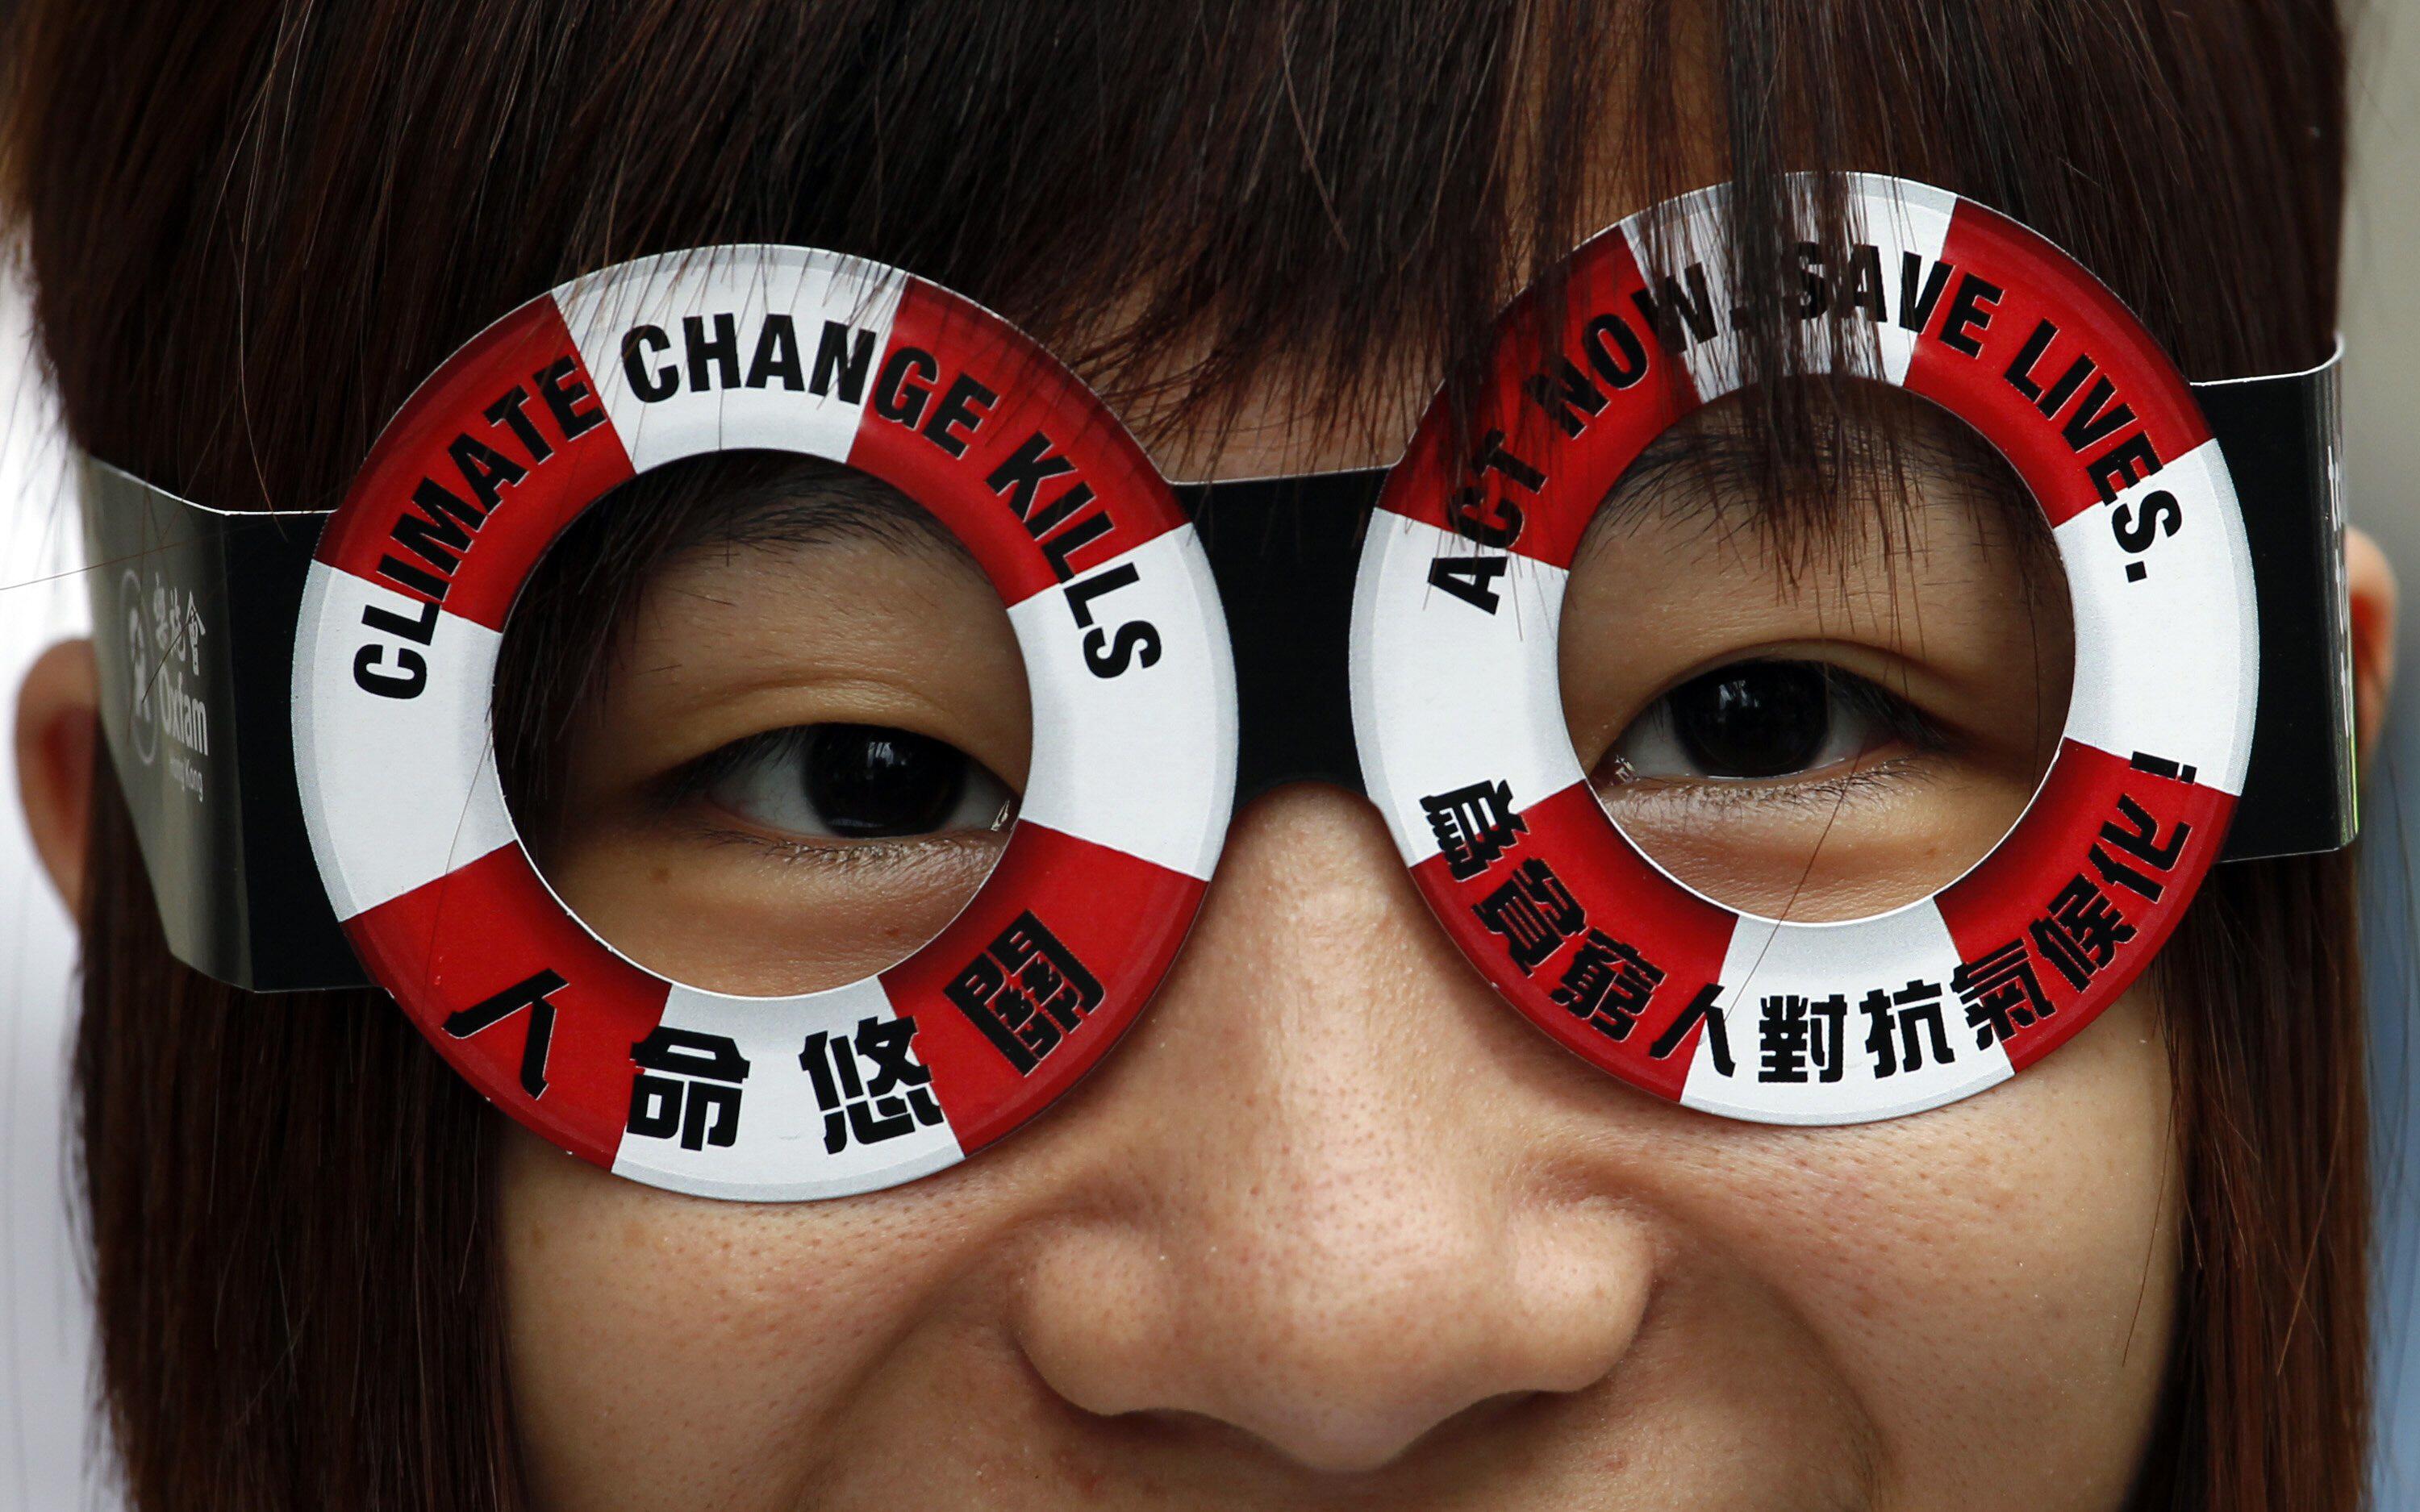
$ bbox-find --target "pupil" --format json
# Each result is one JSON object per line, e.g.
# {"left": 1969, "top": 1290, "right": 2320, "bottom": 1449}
{"left": 1671, "top": 661, "right": 1830, "bottom": 778}
{"left": 803, "top": 724, "right": 967, "bottom": 837}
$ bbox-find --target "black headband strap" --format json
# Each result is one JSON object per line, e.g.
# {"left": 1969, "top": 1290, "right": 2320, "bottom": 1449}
{"left": 77, "top": 352, "right": 2351, "bottom": 994}
{"left": 81, "top": 466, "right": 354, "bottom": 989}
{"left": 2194, "top": 344, "right": 2355, "bottom": 860}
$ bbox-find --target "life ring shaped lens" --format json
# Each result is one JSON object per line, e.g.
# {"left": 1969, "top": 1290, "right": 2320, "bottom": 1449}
{"left": 1350, "top": 175, "right": 2252, "bottom": 1123}
{"left": 294, "top": 248, "right": 1238, "bottom": 1199}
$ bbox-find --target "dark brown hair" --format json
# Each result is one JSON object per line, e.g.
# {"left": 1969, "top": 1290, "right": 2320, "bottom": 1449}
{"left": 3, "top": 1, "right": 2360, "bottom": 1507}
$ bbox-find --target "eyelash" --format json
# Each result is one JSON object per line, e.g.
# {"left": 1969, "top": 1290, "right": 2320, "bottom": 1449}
{"left": 660, "top": 724, "right": 1018, "bottom": 852}
{"left": 1805, "top": 668, "right": 1946, "bottom": 753}
{"left": 1600, "top": 657, "right": 1949, "bottom": 791}
{"left": 654, "top": 660, "right": 1939, "bottom": 849}
{"left": 687, "top": 824, "right": 988, "bottom": 869}
{"left": 662, "top": 727, "right": 801, "bottom": 805}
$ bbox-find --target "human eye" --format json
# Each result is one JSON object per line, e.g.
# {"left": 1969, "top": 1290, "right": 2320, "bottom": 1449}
{"left": 501, "top": 460, "right": 1036, "bottom": 996}
{"left": 679, "top": 723, "right": 1017, "bottom": 848}
{"left": 1571, "top": 627, "right": 2054, "bottom": 921}
{"left": 1554, "top": 402, "right": 2074, "bottom": 921}
{"left": 1600, "top": 657, "right": 1944, "bottom": 792}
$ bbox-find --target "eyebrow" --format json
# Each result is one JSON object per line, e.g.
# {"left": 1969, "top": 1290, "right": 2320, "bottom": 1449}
{"left": 645, "top": 422, "right": 2034, "bottom": 573}
{"left": 1580, "top": 410, "right": 2040, "bottom": 552}
{"left": 657, "top": 458, "right": 962, "bottom": 563}
{"left": 1612, "top": 417, "right": 2024, "bottom": 508}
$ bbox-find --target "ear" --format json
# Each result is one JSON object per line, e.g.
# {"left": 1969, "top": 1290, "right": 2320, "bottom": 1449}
{"left": 2348, "top": 527, "right": 2397, "bottom": 773}
{"left": 15, "top": 638, "right": 98, "bottom": 917}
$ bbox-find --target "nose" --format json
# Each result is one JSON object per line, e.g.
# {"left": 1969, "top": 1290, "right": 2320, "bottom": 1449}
{"left": 1011, "top": 787, "right": 1660, "bottom": 1474}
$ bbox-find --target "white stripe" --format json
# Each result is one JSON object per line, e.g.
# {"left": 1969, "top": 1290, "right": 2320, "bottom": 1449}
{"left": 551, "top": 246, "right": 909, "bottom": 473}
{"left": 1613, "top": 176, "right": 1956, "bottom": 400}
{"left": 291, "top": 562, "right": 515, "bottom": 920}
{"left": 1680, "top": 900, "right": 2013, "bottom": 1123}
{"left": 1841, "top": 173, "right": 1957, "bottom": 386}
{"left": 611, "top": 977, "right": 966, "bottom": 1202}
{"left": 1620, "top": 184, "right": 1740, "bottom": 401}
{"left": 1348, "top": 511, "right": 1584, "bottom": 867}
{"left": 1008, "top": 525, "right": 1237, "bottom": 881}
{"left": 2053, "top": 437, "right": 2258, "bottom": 794}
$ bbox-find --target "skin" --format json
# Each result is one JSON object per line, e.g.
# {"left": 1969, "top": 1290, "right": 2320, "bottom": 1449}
{"left": 15, "top": 351, "right": 2404, "bottom": 1512}
{"left": 529, "top": 528, "right": 1033, "bottom": 995}
{"left": 1564, "top": 394, "right": 2078, "bottom": 922}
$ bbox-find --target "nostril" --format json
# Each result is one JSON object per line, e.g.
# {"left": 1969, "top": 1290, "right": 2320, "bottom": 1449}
{"left": 1058, "top": 1386, "right": 1583, "bottom": 1478}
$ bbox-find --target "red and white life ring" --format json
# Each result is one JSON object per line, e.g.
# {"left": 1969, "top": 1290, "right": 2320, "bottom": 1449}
{"left": 1350, "top": 174, "right": 2254, "bottom": 1123}
{"left": 294, "top": 247, "right": 1238, "bottom": 1198}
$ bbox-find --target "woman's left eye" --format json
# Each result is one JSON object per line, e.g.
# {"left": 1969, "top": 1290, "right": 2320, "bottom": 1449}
{"left": 686, "top": 723, "right": 1017, "bottom": 841}
{"left": 1604, "top": 659, "right": 1933, "bottom": 785}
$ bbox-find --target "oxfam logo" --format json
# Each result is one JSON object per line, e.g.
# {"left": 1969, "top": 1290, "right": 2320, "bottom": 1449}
{"left": 117, "top": 565, "right": 211, "bottom": 785}
{"left": 119, "top": 568, "right": 157, "bottom": 766}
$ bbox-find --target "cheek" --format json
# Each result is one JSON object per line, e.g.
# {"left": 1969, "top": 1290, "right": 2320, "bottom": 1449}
{"left": 535, "top": 831, "right": 1001, "bottom": 995}
{"left": 494, "top": 809, "right": 2186, "bottom": 1512}
{"left": 502, "top": 1128, "right": 1003, "bottom": 1507}
{"left": 1676, "top": 985, "right": 2179, "bottom": 1500}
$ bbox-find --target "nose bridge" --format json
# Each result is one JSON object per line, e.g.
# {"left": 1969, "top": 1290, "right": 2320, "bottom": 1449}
{"left": 1140, "top": 782, "right": 1484, "bottom": 1185}
{"left": 1181, "top": 469, "right": 1386, "bottom": 802}
{"left": 1162, "top": 801, "right": 1493, "bottom": 1240}
{"left": 1011, "top": 788, "right": 1658, "bottom": 1473}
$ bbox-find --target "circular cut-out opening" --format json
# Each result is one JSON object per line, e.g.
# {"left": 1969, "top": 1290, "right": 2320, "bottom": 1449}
{"left": 1558, "top": 384, "right": 2076, "bottom": 923}
{"left": 497, "top": 450, "right": 1032, "bottom": 997}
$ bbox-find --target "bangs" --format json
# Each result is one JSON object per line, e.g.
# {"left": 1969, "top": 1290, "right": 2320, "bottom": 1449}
{"left": 6, "top": 0, "right": 2340, "bottom": 523}
{"left": 8, "top": 0, "right": 2344, "bottom": 898}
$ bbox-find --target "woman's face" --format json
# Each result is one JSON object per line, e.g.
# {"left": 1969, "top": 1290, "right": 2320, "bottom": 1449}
{"left": 499, "top": 338, "right": 2181, "bottom": 1510}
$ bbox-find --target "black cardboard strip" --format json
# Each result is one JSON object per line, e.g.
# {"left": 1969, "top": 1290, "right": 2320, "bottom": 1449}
{"left": 78, "top": 353, "right": 2351, "bottom": 993}
{"left": 81, "top": 460, "right": 362, "bottom": 991}
{"left": 1179, "top": 469, "right": 1382, "bottom": 802}
{"left": 2195, "top": 356, "right": 2357, "bottom": 861}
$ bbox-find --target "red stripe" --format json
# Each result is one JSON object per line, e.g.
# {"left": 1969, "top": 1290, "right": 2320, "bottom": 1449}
{"left": 850, "top": 279, "right": 1187, "bottom": 608}
{"left": 1411, "top": 780, "right": 1738, "bottom": 1101}
{"left": 347, "top": 842, "right": 667, "bottom": 1168}
{"left": 1375, "top": 228, "right": 1698, "bottom": 570}
{"left": 1934, "top": 739, "right": 2233, "bottom": 1070}
{"left": 315, "top": 295, "right": 636, "bottom": 631}
{"left": 883, "top": 823, "right": 1205, "bottom": 1151}
{"left": 1904, "top": 198, "right": 2211, "bottom": 528}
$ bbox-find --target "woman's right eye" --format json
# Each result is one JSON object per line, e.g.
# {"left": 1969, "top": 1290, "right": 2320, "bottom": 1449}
{"left": 1604, "top": 658, "right": 1939, "bottom": 789}
{"left": 688, "top": 724, "right": 1017, "bottom": 843}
